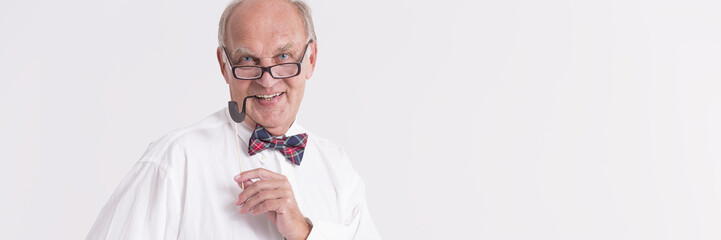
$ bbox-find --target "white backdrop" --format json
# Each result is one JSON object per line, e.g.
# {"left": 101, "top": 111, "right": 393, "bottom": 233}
{"left": 1, "top": 0, "right": 720, "bottom": 239}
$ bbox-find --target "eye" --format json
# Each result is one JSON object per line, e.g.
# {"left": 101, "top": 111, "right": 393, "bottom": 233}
{"left": 278, "top": 53, "right": 290, "bottom": 60}
{"left": 241, "top": 56, "right": 253, "bottom": 62}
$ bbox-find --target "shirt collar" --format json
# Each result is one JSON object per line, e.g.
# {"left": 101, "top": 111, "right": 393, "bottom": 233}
{"left": 225, "top": 106, "right": 306, "bottom": 146}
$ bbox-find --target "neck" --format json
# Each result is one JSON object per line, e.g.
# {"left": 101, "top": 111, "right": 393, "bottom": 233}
{"left": 243, "top": 119, "right": 292, "bottom": 137}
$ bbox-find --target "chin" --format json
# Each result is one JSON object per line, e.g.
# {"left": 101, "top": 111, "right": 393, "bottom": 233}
{"left": 252, "top": 113, "right": 290, "bottom": 128}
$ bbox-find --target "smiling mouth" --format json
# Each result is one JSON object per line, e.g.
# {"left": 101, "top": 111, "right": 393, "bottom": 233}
{"left": 254, "top": 92, "right": 284, "bottom": 100}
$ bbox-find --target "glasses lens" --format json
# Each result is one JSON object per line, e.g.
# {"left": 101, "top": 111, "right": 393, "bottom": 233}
{"left": 234, "top": 67, "right": 262, "bottom": 79}
{"left": 270, "top": 63, "right": 299, "bottom": 78}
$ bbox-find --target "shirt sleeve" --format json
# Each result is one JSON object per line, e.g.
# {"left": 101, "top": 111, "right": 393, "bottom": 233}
{"left": 305, "top": 149, "right": 382, "bottom": 240}
{"left": 86, "top": 160, "right": 182, "bottom": 240}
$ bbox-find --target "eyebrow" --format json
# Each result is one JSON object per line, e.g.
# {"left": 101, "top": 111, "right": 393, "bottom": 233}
{"left": 275, "top": 42, "right": 296, "bottom": 55}
{"left": 229, "top": 46, "right": 254, "bottom": 64}
{"left": 229, "top": 42, "right": 298, "bottom": 63}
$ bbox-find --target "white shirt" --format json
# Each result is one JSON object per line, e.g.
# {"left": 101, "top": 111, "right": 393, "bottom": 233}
{"left": 86, "top": 108, "right": 381, "bottom": 240}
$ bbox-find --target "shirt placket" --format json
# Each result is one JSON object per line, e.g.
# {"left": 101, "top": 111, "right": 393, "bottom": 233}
{"left": 276, "top": 150, "right": 305, "bottom": 212}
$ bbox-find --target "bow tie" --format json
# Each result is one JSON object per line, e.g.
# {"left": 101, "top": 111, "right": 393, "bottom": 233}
{"left": 248, "top": 124, "right": 308, "bottom": 165}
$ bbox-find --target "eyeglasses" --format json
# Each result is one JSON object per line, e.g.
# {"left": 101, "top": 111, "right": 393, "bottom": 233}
{"left": 222, "top": 41, "right": 312, "bottom": 80}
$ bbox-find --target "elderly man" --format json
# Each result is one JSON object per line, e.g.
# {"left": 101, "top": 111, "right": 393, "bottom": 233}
{"left": 86, "top": 0, "right": 381, "bottom": 239}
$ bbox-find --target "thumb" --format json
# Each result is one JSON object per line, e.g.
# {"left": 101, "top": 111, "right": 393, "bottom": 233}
{"left": 265, "top": 212, "right": 277, "bottom": 223}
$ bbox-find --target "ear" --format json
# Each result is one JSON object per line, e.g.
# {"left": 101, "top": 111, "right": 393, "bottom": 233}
{"left": 217, "top": 47, "right": 231, "bottom": 84}
{"left": 305, "top": 41, "right": 318, "bottom": 80}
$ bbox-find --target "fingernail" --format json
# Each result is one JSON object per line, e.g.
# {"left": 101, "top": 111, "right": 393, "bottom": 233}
{"left": 234, "top": 174, "right": 241, "bottom": 180}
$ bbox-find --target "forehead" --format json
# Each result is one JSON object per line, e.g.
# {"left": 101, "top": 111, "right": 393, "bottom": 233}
{"left": 225, "top": 0, "right": 307, "bottom": 53}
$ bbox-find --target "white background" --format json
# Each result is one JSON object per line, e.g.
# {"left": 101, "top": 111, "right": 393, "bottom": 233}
{"left": 1, "top": 0, "right": 720, "bottom": 239}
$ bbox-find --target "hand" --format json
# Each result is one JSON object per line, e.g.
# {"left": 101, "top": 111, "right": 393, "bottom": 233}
{"left": 234, "top": 168, "right": 311, "bottom": 240}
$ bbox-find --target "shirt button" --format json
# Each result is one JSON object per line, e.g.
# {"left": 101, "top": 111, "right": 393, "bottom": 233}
{"left": 260, "top": 155, "right": 267, "bottom": 164}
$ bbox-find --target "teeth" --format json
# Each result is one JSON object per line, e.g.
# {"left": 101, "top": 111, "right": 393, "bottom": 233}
{"left": 255, "top": 92, "right": 282, "bottom": 100}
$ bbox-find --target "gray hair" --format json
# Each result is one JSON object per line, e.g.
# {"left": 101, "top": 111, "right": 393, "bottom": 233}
{"left": 217, "top": 0, "right": 317, "bottom": 47}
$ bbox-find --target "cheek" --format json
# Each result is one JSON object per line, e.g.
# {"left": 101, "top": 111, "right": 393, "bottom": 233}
{"left": 285, "top": 80, "right": 306, "bottom": 102}
{"left": 230, "top": 81, "right": 251, "bottom": 93}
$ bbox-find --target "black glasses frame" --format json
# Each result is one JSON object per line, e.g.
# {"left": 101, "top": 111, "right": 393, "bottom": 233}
{"left": 222, "top": 40, "right": 313, "bottom": 80}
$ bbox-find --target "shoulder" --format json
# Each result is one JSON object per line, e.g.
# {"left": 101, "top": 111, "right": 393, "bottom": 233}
{"left": 139, "top": 108, "right": 230, "bottom": 169}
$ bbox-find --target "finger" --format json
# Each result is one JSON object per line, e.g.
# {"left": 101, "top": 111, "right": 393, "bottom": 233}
{"left": 235, "top": 179, "right": 287, "bottom": 205}
{"left": 243, "top": 180, "right": 253, "bottom": 187}
{"left": 236, "top": 168, "right": 286, "bottom": 183}
{"left": 240, "top": 189, "right": 287, "bottom": 214}
{"left": 250, "top": 198, "right": 293, "bottom": 215}
{"left": 236, "top": 179, "right": 285, "bottom": 204}
{"left": 236, "top": 179, "right": 254, "bottom": 189}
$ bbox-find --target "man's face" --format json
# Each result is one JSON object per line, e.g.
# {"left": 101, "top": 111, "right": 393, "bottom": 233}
{"left": 218, "top": 0, "right": 316, "bottom": 135}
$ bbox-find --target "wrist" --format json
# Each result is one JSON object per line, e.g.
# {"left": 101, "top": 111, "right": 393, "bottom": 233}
{"left": 285, "top": 217, "right": 313, "bottom": 240}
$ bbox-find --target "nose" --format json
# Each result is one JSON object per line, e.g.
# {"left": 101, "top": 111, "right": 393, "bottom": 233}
{"left": 255, "top": 60, "right": 280, "bottom": 88}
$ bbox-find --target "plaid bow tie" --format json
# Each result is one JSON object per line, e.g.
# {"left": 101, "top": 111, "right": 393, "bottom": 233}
{"left": 248, "top": 124, "right": 308, "bottom": 165}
